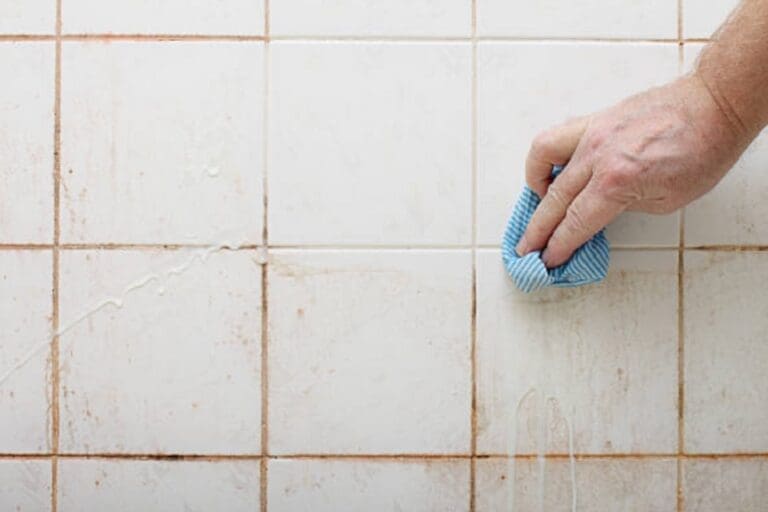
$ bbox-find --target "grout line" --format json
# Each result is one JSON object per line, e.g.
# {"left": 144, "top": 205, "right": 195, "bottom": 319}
{"left": 50, "top": 0, "right": 62, "bottom": 508}
{"left": 60, "top": 34, "right": 267, "bottom": 42}
{"left": 1, "top": 243, "right": 766, "bottom": 252}
{"left": 59, "top": 243, "right": 263, "bottom": 250}
{"left": 0, "top": 34, "right": 707, "bottom": 44}
{"left": 469, "top": 1, "right": 478, "bottom": 511}
{"left": 260, "top": 3, "right": 270, "bottom": 511}
{"left": 677, "top": 5, "right": 685, "bottom": 507}
{"left": 4, "top": 452, "right": 768, "bottom": 461}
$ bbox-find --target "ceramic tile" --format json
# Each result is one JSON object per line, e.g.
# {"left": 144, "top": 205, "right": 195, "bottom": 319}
{"left": 477, "top": 0, "right": 677, "bottom": 38}
{"left": 683, "top": 459, "right": 768, "bottom": 511}
{"left": 0, "top": 251, "right": 52, "bottom": 453}
{"left": 269, "top": 42, "right": 472, "bottom": 245}
{"left": 59, "top": 249, "right": 262, "bottom": 453}
{"left": 268, "top": 250, "right": 472, "bottom": 454}
{"left": 61, "top": 42, "right": 264, "bottom": 245}
{"left": 683, "top": 45, "right": 768, "bottom": 246}
{"left": 63, "top": 0, "right": 264, "bottom": 35}
{"left": 270, "top": 0, "right": 469, "bottom": 37}
{"left": 476, "top": 458, "right": 677, "bottom": 511}
{"left": 683, "top": 0, "right": 740, "bottom": 39}
{"left": 0, "top": 1, "right": 55, "bottom": 34}
{"left": 268, "top": 459, "right": 469, "bottom": 511}
{"left": 0, "top": 43, "right": 54, "bottom": 244}
{"left": 477, "top": 42, "right": 680, "bottom": 247}
{"left": 476, "top": 249, "right": 678, "bottom": 455}
{"left": 58, "top": 459, "right": 260, "bottom": 511}
{"left": 684, "top": 251, "right": 768, "bottom": 453}
{"left": 0, "top": 460, "right": 51, "bottom": 512}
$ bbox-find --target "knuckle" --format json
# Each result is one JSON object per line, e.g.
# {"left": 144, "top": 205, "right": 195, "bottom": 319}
{"left": 529, "top": 129, "right": 557, "bottom": 157}
{"left": 594, "top": 160, "right": 640, "bottom": 199}
{"left": 564, "top": 206, "right": 589, "bottom": 236}
{"left": 545, "top": 183, "right": 570, "bottom": 209}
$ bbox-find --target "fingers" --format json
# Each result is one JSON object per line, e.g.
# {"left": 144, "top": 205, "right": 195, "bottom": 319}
{"left": 541, "top": 181, "right": 627, "bottom": 268}
{"left": 525, "top": 116, "right": 590, "bottom": 197}
{"left": 515, "top": 156, "right": 592, "bottom": 257}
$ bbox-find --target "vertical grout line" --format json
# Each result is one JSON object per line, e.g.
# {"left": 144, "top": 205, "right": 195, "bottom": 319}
{"left": 260, "top": 1, "right": 270, "bottom": 511}
{"left": 469, "top": 1, "right": 478, "bottom": 511}
{"left": 51, "top": 0, "right": 62, "bottom": 510}
{"left": 676, "top": 3, "right": 685, "bottom": 510}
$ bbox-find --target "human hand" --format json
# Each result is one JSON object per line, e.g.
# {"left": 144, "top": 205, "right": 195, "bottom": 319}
{"left": 515, "top": 73, "right": 752, "bottom": 268}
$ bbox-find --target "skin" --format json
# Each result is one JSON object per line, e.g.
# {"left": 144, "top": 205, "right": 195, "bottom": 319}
{"left": 516, "top": 0, "right": 768, "bottom": 268}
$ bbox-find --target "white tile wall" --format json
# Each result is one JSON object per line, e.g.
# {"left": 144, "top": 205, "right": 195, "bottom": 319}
{"left": 268, "top": 459, "right": 470, "bottom": 511}
{"left": 0, "top": 251, "right": 52, "bottom": 453}
{"left": 58, "top": 459, "right": 261, "bottom": 511}
{"left": 268, "top": 250, "right": 471, "bottom": 454}
{"left": 269, "top": 42, "right": 472, "bottom": 246}
{"left": 684, "top": 251, "right": 768, "bottom": 453}
{"left": 63, "top": 0, "right": 265, "bottom": 35}
{"left": 683, "top": 458, "right": 768, "bottom": 510}
{"left": 0, "top": 460, "right": 51, "bottom": 512}
{"left": 0, "top": 43, "right": 54, "bottom": 244}
{"left": 2, "top": 0, "right": 766, "bottom": 509}
{"left": 477, "top": 0, "right": 677, "bottom": 39}
{"left": 683, "top": 0, "right": 740, "bottom": 39}
{"left": 271, "top": 1, "right": 470, "bottom": 37}
{"left": 477, "top": 250, "right": 678, "bottom": 455}
{"left": 61, "top": 42, "right": 264, "bottom": 245}
{"left": 0, "top": 1, "right": 55, "bottom": 34}
{"left": 477, "top": 42, "right": 680, "bottom": 247}
{"left": 476, "top": 458, "right": 677, "bottom": 511}
{"left": 59, "top": 250, "right": 262, "bottom": 454}
{"left": 683, "top": 45, "right": 768, "bottom": 247}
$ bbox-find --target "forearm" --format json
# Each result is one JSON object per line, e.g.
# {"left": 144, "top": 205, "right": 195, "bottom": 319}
{"left": 696, "top": 0, "right": 768, "bottom": 140}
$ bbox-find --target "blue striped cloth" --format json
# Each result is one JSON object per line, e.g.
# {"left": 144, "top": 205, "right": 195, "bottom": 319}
{"left": 501, "top": 166, "right": 610, "bottom": 293}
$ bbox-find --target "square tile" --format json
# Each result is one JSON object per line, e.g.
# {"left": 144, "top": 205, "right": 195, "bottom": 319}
{"left": 0, "top": 1, "right": 55, "bottom": 34}
{"left": 477, "top": 0, "right": 677, "bottom": 38}
{"left": 684, "top": 251, "right": 768, "bottom": 453}
{"left": 268, "top": 250, "right": 472, "bottom": 454}
{"left": 269, "top": 43, "right": 472, "bottom": 246}
{"left": 0, "top": 460, "right": 51, "bottom": 512}
{"left": 59, "top": 249, "right": 262, "bottom": 454}
{"left": 476, "top": 458, "right": 677, "bottom": 511}
{"left": 477, "top": 42, "right": 680, "bottom": 247}
{"left": 270, "top": 0, "right": 470, "bottom": 37}
{"left": 61, "top": 42, "right": 264, "bottom": 245}
{"left": 683, "top": 45, "right": 768, "bottom": 246}
{"left": 63, "top": 0, "right": 265, "bottom": 35}
{"left": 58, "top": 459, "right": 260, "bottom": 511}
{"left": 683, "top": 0, "right": 740, "bottom": 39}
{"left": 0, "top": 251, "right": 52, "bottom": 453}
{"left": 0, "top": 43, "right": 54, "bottom": 244}
{"left": 476, "top": 249, "right": 678, "bottom": 454}
{"left": 683, "top": 459, "right": 768, "bottom": 511}
{"left": 268, "top": 459, "right": 469, "bottom": 511}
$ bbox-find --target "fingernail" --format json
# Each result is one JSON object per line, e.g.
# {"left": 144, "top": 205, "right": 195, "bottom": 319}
{"left": 516, "top": 238, "right": 528, "bottom": 257}
{"left": 541, "top": 248, "right": 553, "bottom": 267}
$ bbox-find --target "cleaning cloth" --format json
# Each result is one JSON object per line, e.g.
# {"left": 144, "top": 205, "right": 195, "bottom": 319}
{"left": 501, "top": 166, "right": 610, "bottom": 293}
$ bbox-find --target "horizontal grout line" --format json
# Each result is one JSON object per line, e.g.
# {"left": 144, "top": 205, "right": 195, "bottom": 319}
{"left": 3, "top": 452, "right": 768, "bottom": 461}
{"left": 0, "top": 34, "right": 705, "bottom": 44}
{"left": 0, "top": 243, "right": 766, "bottom": 252}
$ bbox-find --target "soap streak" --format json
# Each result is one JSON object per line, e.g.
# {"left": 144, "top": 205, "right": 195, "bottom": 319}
{"left": 0, "top": 240, "right": 245, "bottom": 387}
